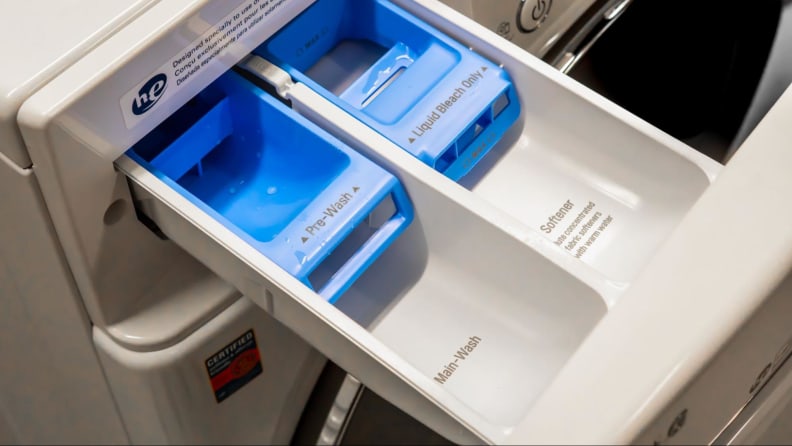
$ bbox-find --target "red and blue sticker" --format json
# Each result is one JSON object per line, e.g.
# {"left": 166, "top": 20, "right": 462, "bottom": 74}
{"left": 205, "top": 329, "right": 262, "bottom": 403}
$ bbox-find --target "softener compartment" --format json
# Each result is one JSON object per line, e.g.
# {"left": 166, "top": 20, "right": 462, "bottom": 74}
{"left": 255, "top": 0, "right": 520, "bottom": 181}
{"left": 126, "top": 71, "right": 413, "bottom": 303}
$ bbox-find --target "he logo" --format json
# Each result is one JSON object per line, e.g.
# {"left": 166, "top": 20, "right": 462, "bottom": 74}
{"left": 132, "top": 73, "right": 168, "bottom": 115}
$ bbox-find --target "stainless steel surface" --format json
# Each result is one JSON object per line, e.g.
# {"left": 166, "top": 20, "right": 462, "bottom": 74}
{"left": 604, "top": 0, "right": 630, "bottom": 20}
{"left": 317, "top": 375, "right": 363, "bottom": 446}
{"left": 714, "top": 337, "right": 792, "bottom": 445}
{"left": 550, "top": 0, "right": 633, "bottom": 73}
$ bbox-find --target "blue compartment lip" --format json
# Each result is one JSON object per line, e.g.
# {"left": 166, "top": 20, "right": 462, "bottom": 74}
{"left": 257, "top": 0, "right": 521, "bottom": 181}
{"left": 128, "top": 71, "right": 414, "bottom": 303}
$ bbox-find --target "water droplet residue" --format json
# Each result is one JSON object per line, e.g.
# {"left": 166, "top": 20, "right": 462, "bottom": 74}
{"left": 266, "top": 186, "right": 277, "bottom": 195}
{"left": 229, "top": 187, "right": 236, "bottom": 194}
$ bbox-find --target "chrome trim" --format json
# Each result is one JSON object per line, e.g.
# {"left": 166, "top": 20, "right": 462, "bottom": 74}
{"left": 550, "top": 0, "right": 632, "bottom": 73}
{"left": 712, "top": 336, "right": 792, "bottom": 445}
{"left": 316, "top": 374, "right": 364, "bottom": 446}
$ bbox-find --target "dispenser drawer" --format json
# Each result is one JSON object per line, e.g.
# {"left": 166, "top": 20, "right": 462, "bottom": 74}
{"left": 19, "top": 0, "right": 731, "bottom": 443}
{"left": 117, "top": 2, "right": 718, "bottom": 441}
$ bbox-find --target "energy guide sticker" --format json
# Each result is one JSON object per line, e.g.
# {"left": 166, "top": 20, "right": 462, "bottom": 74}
{"left": 205, "top": 329, "right": 262, "bottom": 403}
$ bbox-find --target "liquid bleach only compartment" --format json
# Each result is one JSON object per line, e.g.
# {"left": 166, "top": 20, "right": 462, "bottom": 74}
{"left": 127, "top": 71, "right": 413, "bottom": 303}
{"left": 255, "top": 0, "right": 520, "bottom": 181}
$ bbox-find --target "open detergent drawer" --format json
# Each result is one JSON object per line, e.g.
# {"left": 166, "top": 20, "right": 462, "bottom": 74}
{"left": 111, "top": 0, "right": 722, "bottom": 443}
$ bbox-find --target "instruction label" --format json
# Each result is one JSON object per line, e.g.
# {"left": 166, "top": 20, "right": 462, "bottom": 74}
{"left": 205, "top": 329, "right": 262, "bottom": 403}
{"left": 408, "top": 67, "right": 490, "bottom": 144}
{"left": 121, "top": 0, "right": 309, "bottom": 128}
{"left": 540, "top": 198, "right": 615, "bottom": 259}
{"left": 301, "top": 186, "right": 360, "bottom": 244}
{"left": 433, "top": 336, "right": 482, "bottom": 385}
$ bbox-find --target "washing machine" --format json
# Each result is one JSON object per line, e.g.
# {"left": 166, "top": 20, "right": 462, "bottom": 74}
{"left": 2, "top": 0, "right": 792, "bottom": 445}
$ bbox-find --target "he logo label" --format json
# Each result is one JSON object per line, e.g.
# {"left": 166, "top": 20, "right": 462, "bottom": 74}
{"left": 132, "top": 73, "right": 168, "bottom": 115}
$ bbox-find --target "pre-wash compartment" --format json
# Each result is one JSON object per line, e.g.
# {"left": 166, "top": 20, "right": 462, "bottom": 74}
{"left": 255, "top": 0, "right": 521, "bottom": 181}
{"left": 127, "top": 71, "right": 413, "bottom": 303}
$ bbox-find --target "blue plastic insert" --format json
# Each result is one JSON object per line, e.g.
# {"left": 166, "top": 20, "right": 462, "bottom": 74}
{"left": 127, "top": 71, "right": 413, "bottom": 303}
{"left": 255, "top": 0, "right": 521, "bottom": 181}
